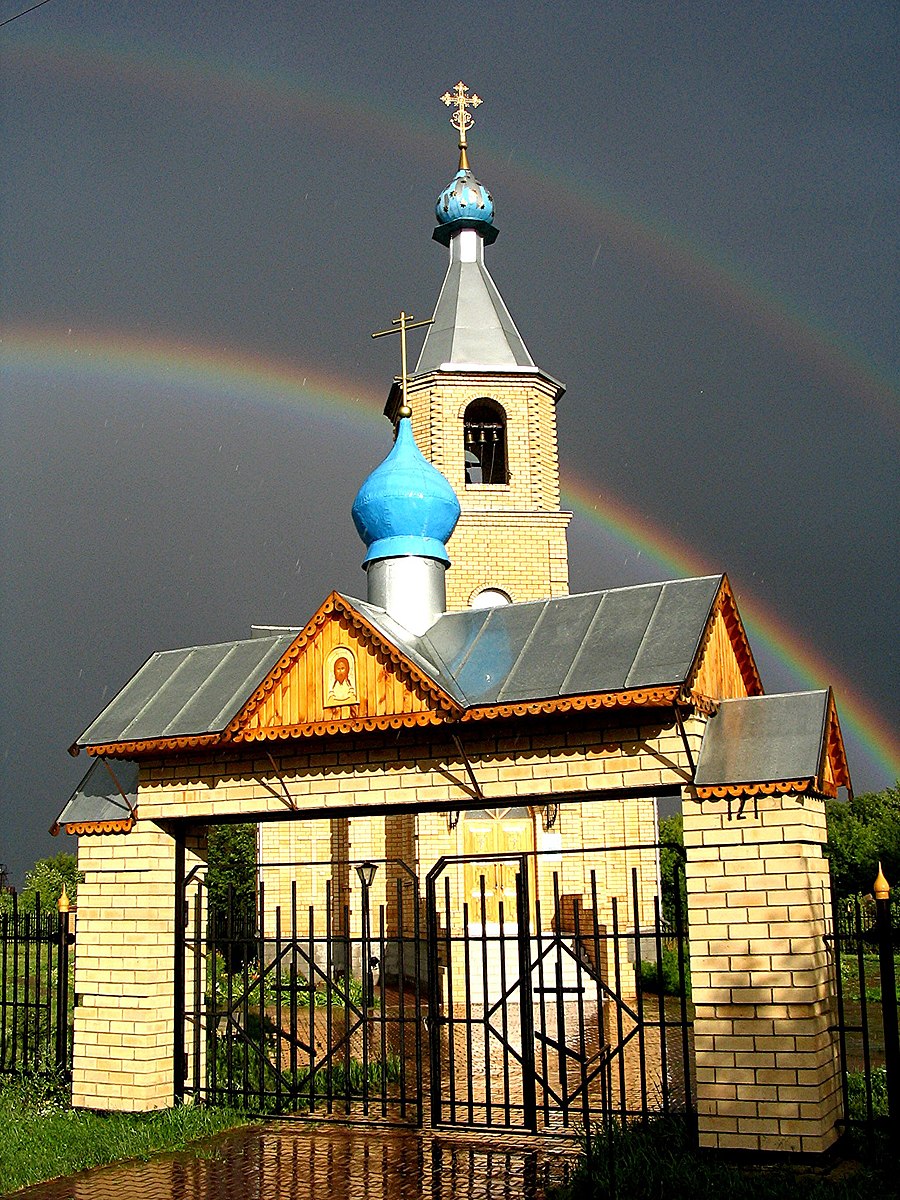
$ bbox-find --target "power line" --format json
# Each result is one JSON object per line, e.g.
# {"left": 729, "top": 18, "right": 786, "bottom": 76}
{"left": 0, "top": 0, "right": 56, "bottom": 30}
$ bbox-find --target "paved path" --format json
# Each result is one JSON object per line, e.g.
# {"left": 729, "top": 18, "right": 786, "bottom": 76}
{"left": 11, "top": 1123, "right": 579, "bottom": 1200}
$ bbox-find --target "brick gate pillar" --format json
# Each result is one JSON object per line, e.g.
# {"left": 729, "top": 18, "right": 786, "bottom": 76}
{"left": 72, "top": 822, "right": 180, "bottom": 1111}
{"left": 683, "top": 790, "right": 843, "bottom": 1153}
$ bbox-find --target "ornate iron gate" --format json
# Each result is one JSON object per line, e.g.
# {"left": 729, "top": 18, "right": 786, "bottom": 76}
{"left": 829, "top": 887, "right": 900, "bottom": 1131}
{"left": 179, "top": 859, "right": 426, "bottom": 1123}
{"left": 425, "top": 848, "right": 693, "bottom": 1132}
{"left": 178, "top": 843, "right": 693, "bottom": 1130}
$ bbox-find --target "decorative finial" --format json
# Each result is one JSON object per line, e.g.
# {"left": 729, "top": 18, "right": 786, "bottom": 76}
{"left": 372, "top": 310, "right": 433, "bottom": 422}
{"left": 441, "top": 81, "right": 482, "bottom": 171}
{"left": 873, "top": 862, "right": 890, "bottom": 901}
{"left": 58, "top": 884, "right": 70, "bottom": 914}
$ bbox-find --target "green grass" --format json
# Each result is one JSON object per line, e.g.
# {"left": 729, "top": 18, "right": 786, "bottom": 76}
{"left": 838, "top": 952, "right": 900, "bottom": 1004}
{"left": 0, "top": 1073, "right": 252, "bottom": 1195}
{"left": 548, "top": 1113, "right": 895, "bottom": 1200}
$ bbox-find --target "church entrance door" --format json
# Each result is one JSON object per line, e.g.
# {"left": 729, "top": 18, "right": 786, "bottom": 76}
{"left": 462, "top": 807, "right": 534, "bottom": 926}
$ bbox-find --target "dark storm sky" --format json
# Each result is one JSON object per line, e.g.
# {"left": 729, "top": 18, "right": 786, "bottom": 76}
{"left": 1, "top": 1, "right": 897, "bottom": 884}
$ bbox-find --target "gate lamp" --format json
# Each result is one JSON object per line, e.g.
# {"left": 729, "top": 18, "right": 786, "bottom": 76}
{"left": 356, "top": 861, "right": 378, "bottom": 889}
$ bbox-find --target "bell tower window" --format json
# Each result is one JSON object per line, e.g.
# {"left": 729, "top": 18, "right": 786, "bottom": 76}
{"left": 464, "top": 398, "right": 508, "bottom": 485}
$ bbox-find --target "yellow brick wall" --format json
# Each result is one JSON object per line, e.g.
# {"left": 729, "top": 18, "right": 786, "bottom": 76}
{"left": 682, "top": 790, "right": 842, "bottom": 1154}
{"left": 446, "top": 512, "right": 571, "bottom": 606}
{"left": 403, "top": 371, "right": 571, "bottom": 604}
{"left": 72, "top": 824, "right": 183, "bottom": 1111}
{"left": 139, "top": 715, "right": 697, "bottom": 827}
{"left": 147, "top": 714, "right": 695, "bottom": 947}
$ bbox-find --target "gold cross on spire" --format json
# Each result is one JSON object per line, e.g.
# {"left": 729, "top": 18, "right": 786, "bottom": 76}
{"left": 371, "top": 310, "right": 433, "bottom": 420}
{"left": 441, "top": 80, "right": 482, "bottom": 171}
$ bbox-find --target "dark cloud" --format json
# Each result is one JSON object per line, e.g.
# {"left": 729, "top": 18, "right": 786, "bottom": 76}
{"left": 1, "top": 1, "right": 897, "bottom": 883}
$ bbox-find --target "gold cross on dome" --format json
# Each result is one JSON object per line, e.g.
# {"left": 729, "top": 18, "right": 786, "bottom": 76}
{"left": 371, "top": 310, "right": 433, "bottom": 420}
{"left": 441, "top": 81, "right": 482, "bottom": 169}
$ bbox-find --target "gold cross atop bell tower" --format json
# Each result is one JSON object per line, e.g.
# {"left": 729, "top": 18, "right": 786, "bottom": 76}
{"left": 381, "top": 82, "right": 571, "bottom": 610}
{"left": 441, "top": 81, "right": 482, "bottom": 171}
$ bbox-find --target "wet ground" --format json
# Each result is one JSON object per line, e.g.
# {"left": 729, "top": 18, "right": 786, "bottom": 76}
{"left": 10, "top": 1122, "right": 580, "bottom": 1200}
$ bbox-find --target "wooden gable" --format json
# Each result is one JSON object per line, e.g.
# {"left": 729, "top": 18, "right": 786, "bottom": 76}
{"left": 686, "top": 576, "right": 762, "bottom": 705}
{"left": 819, "top": 690, "right": 852, "bottom": 798}
{"left": 226, "top": 593, "right": 461, "bottom": 742}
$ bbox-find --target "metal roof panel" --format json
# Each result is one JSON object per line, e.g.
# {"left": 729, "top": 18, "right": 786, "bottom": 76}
{"left": 453, "top": 601, "right": 549, "bottom": 705}
{"left": 57, "top": 758, "right": 139, "bottom": 827}
{"left": 498, "top": 592, "right": 604, "bottom": 700}
{"left": 78, "top": 634, "right": 296, "bottom": 745}
{"left": 695, "top": 691, "right": 830, "bottom": 785}
{"left": 562, "top": 584, "right": 664, "bottom": 694}
{"left": 626, "top": 577, "right": 721, "bottom": 687}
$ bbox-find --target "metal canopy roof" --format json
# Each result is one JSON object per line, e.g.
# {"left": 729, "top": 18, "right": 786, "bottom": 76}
{"left": 694, "top": 691, "right": 830, "bottom": 786}
{"left": 56, "top": 757, "right": 138, "bottom": 828}
{"left": 75, "top": 577, "right": 724, "bottom": 750}
{"left": 78, "top": 633, "right": 297, "bottom": 747}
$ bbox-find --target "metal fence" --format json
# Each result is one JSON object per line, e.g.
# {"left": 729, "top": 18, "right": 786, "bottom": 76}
{"left": 830, "top": 889, "right": 900, "bottom": 1130}
{"left": 180, "top": 846, "right": 694, "bottom": 1132}
{"left": 0, "top": 895, "right": 73, "bottom": 1076}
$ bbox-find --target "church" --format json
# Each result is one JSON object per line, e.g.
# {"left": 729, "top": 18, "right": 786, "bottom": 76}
{"left": 55, "top": 85, "right": 852, "bottom": 1153}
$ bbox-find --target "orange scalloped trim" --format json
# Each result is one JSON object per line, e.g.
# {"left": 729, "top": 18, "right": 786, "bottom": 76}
{"left": 86, "top": 734, "right": 222, "bottom": 757}
{"left": 695, "top": 779, "right": 811, "bottom": 800}
{"left": 236, "top": 708, "right": 456, "bottom": 742}
{"left": 461, "top": 686, "right": 680, "bottom": 722}
{"left": 64, "top": 817, "right": 134, "bottom": 836}
{"left": 225, "top": 592, "right": 461, "bottom": 738}
{"left": 824, "top": 690, "right": 851, "bottom": 795}
{"left": 687, "top": 692, "right": 718, "bottom": 716}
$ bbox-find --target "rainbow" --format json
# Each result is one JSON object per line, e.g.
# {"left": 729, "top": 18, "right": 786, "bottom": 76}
{"left": 4, "top": 326, "right": 897, "bottom": 786}
{"left": 4, "top": 34, "right": 898, "bottom": 427}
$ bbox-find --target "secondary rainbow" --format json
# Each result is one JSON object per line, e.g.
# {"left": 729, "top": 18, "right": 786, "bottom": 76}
{"left": 5, "top": 34, "right": 898, "bottom": 427}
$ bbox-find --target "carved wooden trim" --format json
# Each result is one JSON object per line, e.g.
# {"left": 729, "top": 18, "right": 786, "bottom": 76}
{"left": 86, "top": 735, "right": 222, "bottom": 757}
{"left": 824, "top": 689, "right": 852, "bottom": 794}
{"left": 694, "top": 779, "right": 812, "bottom": 800}
{"left": 226, "top": 592, "right": 461, "bottom": 738}
{"left": 461, "top": 686, "right": 680, "bottom": 722}
{"left": 236, "top": 709, "right": 456, "bottom": 742}
{"left": 686, "top": 575, "right": 763, "bottom": 700}
{"left": 64, "top": 817, "right": 134, "bottom": 836}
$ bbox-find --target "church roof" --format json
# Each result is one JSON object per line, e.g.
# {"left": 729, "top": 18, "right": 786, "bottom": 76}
{"left": 359, "top": 575, "right": 725, "bottom": 707}
{"left": 414, "top": 233, "right": 537, "bottom": 374}
{"left": 73, "top": 575, "right": 732, "bottom": 753}
{"left": 75, "top": 632, "right": 296, "bottom": 749}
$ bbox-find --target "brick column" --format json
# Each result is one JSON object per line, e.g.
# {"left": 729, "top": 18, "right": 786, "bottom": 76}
{"left": 72, "top": 822, "right": 178, "bottom": 1111}
{"left": 683, "top": 790, "right": 843, "bottom": 1153}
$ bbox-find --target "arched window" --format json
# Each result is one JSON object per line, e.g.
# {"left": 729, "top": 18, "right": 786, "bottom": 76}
{"left": 464, "top": 398, "right": 508, "bottom": 485}
{"left": 470, "top": 587, "right": 512, "bottom": 610}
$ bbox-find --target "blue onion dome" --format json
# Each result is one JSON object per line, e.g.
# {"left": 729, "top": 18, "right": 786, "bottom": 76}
{"left": 435, "top": 168, "right": 494, "bottom": 227}
{"left": 352, "top": 417, "right": 461, "bottom": 566}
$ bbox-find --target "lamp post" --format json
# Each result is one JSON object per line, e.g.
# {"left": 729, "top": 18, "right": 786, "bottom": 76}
{"left": 355, "top": 861, "right": 378, "bottom": 1010}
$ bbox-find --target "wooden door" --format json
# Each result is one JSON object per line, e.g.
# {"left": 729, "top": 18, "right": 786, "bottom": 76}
{"left": 462, "top": 807, "right": 534, "bottom": 925}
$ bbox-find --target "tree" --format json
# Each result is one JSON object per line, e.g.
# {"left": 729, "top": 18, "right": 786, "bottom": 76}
{"left": 825, "top": 783, "right": 900, "bottom": 900}
{"left": 207, "top": 824, "right": 257, "bottom": 923}
{"left": 658, "top": 813, "right": 687, "bottom": 929}
{"left": 17, "top": 852, "right": 83, "bottom": 913}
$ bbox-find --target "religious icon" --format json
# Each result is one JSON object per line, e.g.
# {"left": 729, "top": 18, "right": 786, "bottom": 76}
{"left": 324, "top": 646, "right": 358, "bottom": 707}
